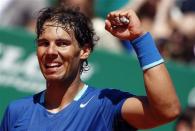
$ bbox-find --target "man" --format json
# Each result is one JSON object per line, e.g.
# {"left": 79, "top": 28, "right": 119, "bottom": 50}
{"left": 0, "top": 6, "right": 180, "bottom": 131}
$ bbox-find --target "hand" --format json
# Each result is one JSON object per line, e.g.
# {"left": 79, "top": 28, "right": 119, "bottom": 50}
{"left": 105, "top": 9, "right": 145, "bottom": 41}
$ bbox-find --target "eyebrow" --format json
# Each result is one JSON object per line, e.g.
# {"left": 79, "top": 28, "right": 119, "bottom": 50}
{"left": 55, "top": 38, "right": 71, "bottom": 43}
{"left": 37, "top": 38, "right": 71, "bottom": 43}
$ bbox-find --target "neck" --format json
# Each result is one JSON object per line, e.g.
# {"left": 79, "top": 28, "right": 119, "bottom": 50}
{"left": 44, "top": 75, "right": 84, "bottom": 113}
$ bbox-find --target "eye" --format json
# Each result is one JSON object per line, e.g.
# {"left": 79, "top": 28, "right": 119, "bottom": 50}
{"left": 56, "top": 39, "right": 71, "bottom": 47}
{"left": 37, "top": 39, "right": 49, "bottom": 47}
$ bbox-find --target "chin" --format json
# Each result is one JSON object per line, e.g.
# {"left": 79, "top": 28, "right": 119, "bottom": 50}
{"left": 44, "top": 74, "right": 65, "bottom": 81}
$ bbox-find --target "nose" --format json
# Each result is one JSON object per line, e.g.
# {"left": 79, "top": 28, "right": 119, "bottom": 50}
{"left": 45, "top": 43, "right": 58, "bottom": 60}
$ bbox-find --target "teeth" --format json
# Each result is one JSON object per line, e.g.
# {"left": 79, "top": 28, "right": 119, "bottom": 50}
{"left": 46, "top": 63, "right": 61, "bottom": 68}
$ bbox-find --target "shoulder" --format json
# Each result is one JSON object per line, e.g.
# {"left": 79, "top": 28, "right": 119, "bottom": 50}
{"left": 99, "top": 88, "right": 134, "bottom": 103}
{"left": 7, "top": 91, "right": 43, "bottom": 117}
{"left": 88, "top": 86, "right": 134, "bottom": 105}
{"left": 0, "top": 92, "right": 43, "bottom": 130}
{"left": 8, "top": 92, "right": 42, "bottom": 108}
{"left": 86, "top": 86, "right": 136, "bottom": 129}
{"left": 8, "top": 96, "right": 33, "bottom": 111}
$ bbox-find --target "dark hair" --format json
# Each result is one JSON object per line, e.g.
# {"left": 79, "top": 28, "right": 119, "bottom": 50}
{"left": 36, "top": 6, "right": 97, "bottom": 73}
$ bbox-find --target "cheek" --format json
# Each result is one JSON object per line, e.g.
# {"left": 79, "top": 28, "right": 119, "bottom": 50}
{"left": 37, "top": 46, "right": 43, "bottom": 52}
{"left": 63, "top": 55, "right": 80, "bottom": 67}
{"left": 65, "top": 58, "right": 80, "bottom": 75}
{"left": 62, "top": 52, "right": 81, "bottom": 69}
{"left": 61, "top": 46, "right": 81, "bottom": 61}
{"left": 36, "top": 48, "right": 45, "bottom": 66}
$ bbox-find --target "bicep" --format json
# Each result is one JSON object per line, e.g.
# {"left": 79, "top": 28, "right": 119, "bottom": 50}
{"left": 121, "top": 96, "right": 164, "bottom": 129}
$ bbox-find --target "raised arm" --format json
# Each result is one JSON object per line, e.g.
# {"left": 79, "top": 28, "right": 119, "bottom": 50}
{"left": 105, "top": 9, "right": 181, "bottom": 129}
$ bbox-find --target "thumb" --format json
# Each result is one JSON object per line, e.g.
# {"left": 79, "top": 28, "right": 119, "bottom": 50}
{"left": 105, "top": 19, "right": 112, "bottom": 32}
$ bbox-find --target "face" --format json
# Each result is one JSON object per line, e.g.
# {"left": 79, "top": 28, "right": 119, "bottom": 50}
{"left": 37, "top": 22, "right": 90, "bottom": 82}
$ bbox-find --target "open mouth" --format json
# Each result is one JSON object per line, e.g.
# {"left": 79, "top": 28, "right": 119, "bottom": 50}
{"left": 45, "top": 62, "right": 62, "bottom": 68}
{"left": 44, "top": 62, "right": 63, "bottom": 72}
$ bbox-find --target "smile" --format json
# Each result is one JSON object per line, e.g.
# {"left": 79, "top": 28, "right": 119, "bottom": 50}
{"left": 44, "top": 62, "right": 63, "bottom": 73}
{"left": 45, "top": 62, "right": 62, "bottom": 68}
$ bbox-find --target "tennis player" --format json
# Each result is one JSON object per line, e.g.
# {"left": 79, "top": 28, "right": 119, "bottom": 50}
{"left": 0, "top": 6, "right": 181, "bottom": 131}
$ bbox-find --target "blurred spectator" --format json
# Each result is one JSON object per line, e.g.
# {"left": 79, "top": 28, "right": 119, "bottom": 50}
{"left": 0, "top": 0, "right": 49, "bottom": 32}
{"left": 59, "top": 0, "right": 94, "bottom": 19}
{"left": 175, "top": 106, "right": 195, "bottom": 131}
{"left": 0, "top": 0, "right": 13, "bottom": 17}
{"left": 180, "top": 0, "right": 195, "bottom": 13}
{"left": 136, "top": 0, "right": 195, "bottom": 63}
{"left": 168, "top": 0, "right": 195, "bottom": 63}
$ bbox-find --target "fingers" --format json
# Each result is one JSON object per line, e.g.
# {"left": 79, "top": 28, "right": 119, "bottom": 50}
{"left": 105, "top": 19, "right": 111, "bottom": 31}
{"left": 105, "top": 19, "right": 117, "bottom": 36}
{"left": 105, "top": 10, "right": 132, "bottom": 38}
{"left": 105, "top": 9, "right": 144, "bottom": 40}
{"left": 106, "top": 10, "right": 132, "bottom": 26}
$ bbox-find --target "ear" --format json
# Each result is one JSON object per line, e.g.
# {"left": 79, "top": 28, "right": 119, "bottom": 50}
{"left": 80, "top": 44, "right": 91, "bottom": 60}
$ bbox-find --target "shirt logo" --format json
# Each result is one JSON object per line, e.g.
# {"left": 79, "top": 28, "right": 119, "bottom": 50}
{"left": 80, "top": 96, "right": 95, "bottom": 108}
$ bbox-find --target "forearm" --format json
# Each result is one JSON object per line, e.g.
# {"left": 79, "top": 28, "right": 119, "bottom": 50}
{"left": 131, "top": 32, "right": 181, "bottom": 122}
{"left": 143, "top": 64, "right": 181, "bottom": 121}
{"left": 132, "top": 32, "right": 181, "bottom": 121}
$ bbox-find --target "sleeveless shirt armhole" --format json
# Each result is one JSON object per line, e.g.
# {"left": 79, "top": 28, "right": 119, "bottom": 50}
{"left": 114, "top": 95, "right": 137, "bottom": 131}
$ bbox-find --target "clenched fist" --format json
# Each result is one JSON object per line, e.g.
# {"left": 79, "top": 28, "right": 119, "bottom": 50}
{"left": 105, "top": 9, "right": 145, "bottom": 41}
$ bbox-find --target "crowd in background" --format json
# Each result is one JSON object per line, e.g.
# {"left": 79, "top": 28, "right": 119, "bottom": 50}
{"left": 0, "top": 0, "right": 194, "bottom": 64}
{"left": 175, "top": 106, "right": 195, "bottom": 131}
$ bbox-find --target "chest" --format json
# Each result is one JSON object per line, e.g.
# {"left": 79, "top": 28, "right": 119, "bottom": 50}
{"left": 11, "top": 98, "right": 114, "bottom": 131}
